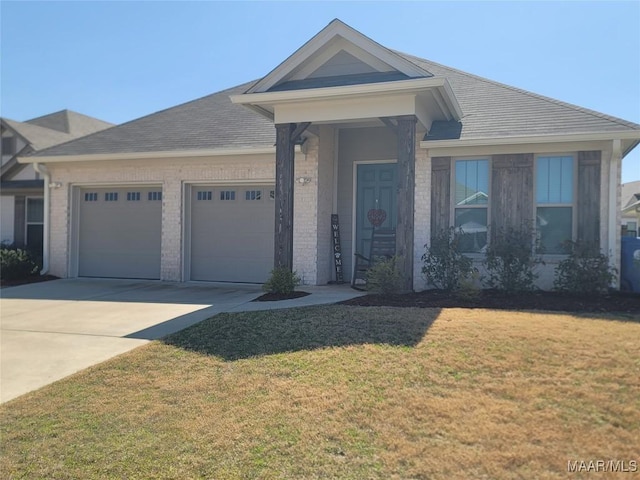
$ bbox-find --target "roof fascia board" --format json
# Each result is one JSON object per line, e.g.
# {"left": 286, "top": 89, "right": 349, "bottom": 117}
{"left": 441, "top": 80, "right": 464, "bottom": 121}
{"left": 18, "top": 146, "right": 295, "bottom": 164}
{"left": 1, "top": 119, "right": 31, "bottom": 148}
{"left": 246, "top": 20, "right": 428, "bottom": 94}
{"left": 290, "top": 38, "right": 394, "bottom": 81}
{"left": 421, "top": 131, "right": 640, "bottom": 151}
{"left": 233, "top": 77, "right": 448, "bottom": 105}
{"left": 1, "top": 145, "right": 34, "bottom": 179}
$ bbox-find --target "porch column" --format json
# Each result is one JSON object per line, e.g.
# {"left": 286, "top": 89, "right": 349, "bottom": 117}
{"left": 274, "top": 123, "right": 296, "bottom": 270}
{"left": 274, "top": 122, "right": 310, "bottom": 270}
{"left": 395, "top": 115, "right": 417, "bottom": 292}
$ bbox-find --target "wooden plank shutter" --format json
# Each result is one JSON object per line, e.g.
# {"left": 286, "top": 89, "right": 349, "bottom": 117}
{"left": 490, "top": 154, "right": 534, "bottom": 231}
{"left": 577, "top": 151, "right": 601, "bottom": 247}
{"left": 431, "top": 157, "right": 451, "bottom": 238}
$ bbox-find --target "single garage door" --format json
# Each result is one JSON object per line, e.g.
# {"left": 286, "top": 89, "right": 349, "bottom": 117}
{"left": 78, "top": 186, "right": 162, "bottom": 279}
{"left": 191, "top": 185, "right": 274, "bottom": 283}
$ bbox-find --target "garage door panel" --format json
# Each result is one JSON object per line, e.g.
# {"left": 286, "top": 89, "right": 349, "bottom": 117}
{"left": 191, "top": 185, "right": 274, "bottom": 283}
{"left": 78, "top": 187, "right": 161, "bottom": 279}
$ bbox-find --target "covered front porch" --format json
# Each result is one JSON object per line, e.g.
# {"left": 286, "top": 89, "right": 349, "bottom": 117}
{"left": 229, "top": 19, "right": 462, "bottom": 290}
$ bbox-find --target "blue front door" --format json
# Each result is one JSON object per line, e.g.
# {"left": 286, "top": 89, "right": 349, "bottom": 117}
{"left": 355, "top": 163, "right": 397, "bottom": 256}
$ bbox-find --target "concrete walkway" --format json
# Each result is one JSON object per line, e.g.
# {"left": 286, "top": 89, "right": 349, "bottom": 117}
{"left": 0, "top": 278, "right": 364, "bottom": 404}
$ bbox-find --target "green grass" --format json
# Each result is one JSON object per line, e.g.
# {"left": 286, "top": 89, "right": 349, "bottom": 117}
{"left": 1, "top": 306, "right": 639, "bottom": 479}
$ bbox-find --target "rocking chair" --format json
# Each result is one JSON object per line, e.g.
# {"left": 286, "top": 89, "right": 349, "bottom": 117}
{"left": 351, "top": 228, "right": 396, "bottom": 290}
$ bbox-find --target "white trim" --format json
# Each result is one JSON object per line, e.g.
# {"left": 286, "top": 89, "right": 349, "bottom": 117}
{"left": 533, "top": 153, "right": 578, "bottom": 255}
{"left": 609, "top": 140, "right": 622, "bottom": 285}
{"left": 182, "top": 182, "right": 192, "bottom": 282}
{"left": 233, "top": 77, "right": 451, "bottom": 105}
{"left": 246, "top": 19, "right": 429, "bottom": 94}
{"left": 70, "top": 181, "right": 163, "bottom": 188}
{"left": 31, "top": 163, "right": 49, "bottom": 274}
{"left": 450, "top": 157, "right": 491, "bottom": 253}
{"left": 184, "top": 179, "right": 275, "bottom": 186}
{"left": 289, "top": 37, "right": 395, "bottom": 81}
{"left": 17, "top": 146, "right": 288, "bottom": 164}
{"left": 24, "top": 195, "right": 44, "bottom": 248}
{"left": 421, "top": 131, "right": 640, "bottom": 150}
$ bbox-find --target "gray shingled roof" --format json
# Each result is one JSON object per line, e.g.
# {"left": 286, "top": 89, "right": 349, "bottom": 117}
{"left": 32, "top": 52, "right": 640, "bottom": 159}
{"left": 33, "top": 83, "right": 275, "bottom": 157}
{"left": 3, "top": 118, "right": 76, "bottom": 151}
{"left": 399, "top": 52, "right": 640, "bottom": 140}
{"left": 622, "top": 181, "right": 640, "bottom": 210}
{"left": 26, "top": 110, "right": 113, "bottom": 137}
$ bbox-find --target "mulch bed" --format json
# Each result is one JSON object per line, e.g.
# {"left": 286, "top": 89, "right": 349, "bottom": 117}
{"left": 340, "top": 289, "right": 640, "bottom": 314}
{"left": 0, "top": 275, "right": 59, "bottom": 289}
{"left": 253, "top": 291, "right": 311, "bottom": 302}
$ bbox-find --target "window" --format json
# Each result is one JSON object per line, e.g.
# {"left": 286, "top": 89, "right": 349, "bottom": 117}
{"left": 197, "top": 191, "right": 212, "bottom": 201}
{"left": 454, "top": 159, "right": 489, "bottom": 253}
{"left": 26, "top": 198, "right": 44, "bottom": 251}
{"left": 536, "top": 155, "right": 574, "bottom": 254}
{"left": 220, "top": 190, "right": 235, "bottom": 201}
{"left": 2, "top": 136, "right": 16, "bottom": 156}
{"left": 245, "top": 190, "right": 261, "bottom": 201}
{"left": 148, "top": 191, "right": 162, "bottom": 201}
{"left": 105, "top": 192, "right": 118, "bottom": 202}
{"left": 127, "top": 192, "right": 141, "bottom": 201}
{"left": 84, "top": 192, "right": 98, "bottom": 202}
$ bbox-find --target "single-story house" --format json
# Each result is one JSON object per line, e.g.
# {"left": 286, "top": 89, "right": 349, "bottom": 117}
{"left": 1, "top": 110, "right": 113, "bottom": 249}
{"left": 621, "top": 181, "right": 640, "bottom": 236}
{"left": 19, "top": 19, "right": 640, "bottom": 290}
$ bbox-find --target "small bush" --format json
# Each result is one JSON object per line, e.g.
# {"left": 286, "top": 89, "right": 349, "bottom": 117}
{"left": 484, "top": 224, "right": 542, "bottom": 293}
{"left": 422, "top": 227, "right": 474, "bottom": 291}
{"left": 1, "top": 247, "right": 39, "bottom": 281}
{"left": 263, "top": 267, "right": 301, "bottom": 294}
{"left": 553, "top": 242, "right": 616, "bottom": 294}
{"left": 456, "top": 269, "right": 481, "bottom": 301}
{"left": 365, "top": 255, "right": 404, "bottom": 294}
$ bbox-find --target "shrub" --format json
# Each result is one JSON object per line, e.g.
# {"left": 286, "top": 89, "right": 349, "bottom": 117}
{"left": 365, "top": 255, "right": 404, "bottom": 294}
{"left": 422, "top": 227, "right": 474, "bottom": 291}
{"left": 553, "top": 242, "right": 616, "bottom": 294}
{"left": 0, "top": 247, "right": 39, "bottom": 281}
{"left": 484, "top": 224, "right": 542, "bottom": 293}
{"left": 263, "top": 267, "right": 301, "bottom": 294}
{"left": 456, "top": 269, "right": 481, "bottom": 301}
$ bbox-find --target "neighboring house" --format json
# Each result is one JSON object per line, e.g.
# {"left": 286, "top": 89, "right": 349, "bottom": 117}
{"left": 18, "top": 20, "right": 640, "bottom": 289}
{"left": 621, "top": 181, "right": 640, "bottom": 236}
{"left": 1, "top": 110, "right": 113, "bottom": 250}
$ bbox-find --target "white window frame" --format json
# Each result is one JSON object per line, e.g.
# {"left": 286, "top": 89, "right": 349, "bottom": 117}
{"left": 24, "top": 196, "right": 44, "bottom": 247}
{"left": 533, "top": 153, "right": 578, "bottom": 256}
{"left": 450, "top": 156, "right": 491, "bottom": 255}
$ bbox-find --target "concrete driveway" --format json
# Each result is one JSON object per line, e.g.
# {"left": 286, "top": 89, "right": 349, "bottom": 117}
{"left": 0, "top": 278, "right": 263, "bottom": 403}
{"left": 1, "top": 278, "right": 364, "bottom": 404}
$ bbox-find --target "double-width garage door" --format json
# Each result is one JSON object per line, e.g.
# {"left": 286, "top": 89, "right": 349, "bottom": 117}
{"left": 78, "top": 186, "right": 162, "bottom": 279}
{"left": 190, "top": 185, "right": 275, "bottom": 283}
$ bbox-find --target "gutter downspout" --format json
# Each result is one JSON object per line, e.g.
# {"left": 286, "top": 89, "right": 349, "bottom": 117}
{"left": 609, "top": 140, "right": 622, "bottom": 289}
{"left": 33, "top": 162, "right": 50, "bottom": 275}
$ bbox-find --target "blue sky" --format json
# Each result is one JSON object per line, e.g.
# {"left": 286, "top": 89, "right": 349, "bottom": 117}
{"left": 1, "top": 1, "right": 639, "bottom": 181}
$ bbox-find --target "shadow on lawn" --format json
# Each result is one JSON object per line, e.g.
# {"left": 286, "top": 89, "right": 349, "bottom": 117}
{"left": 162, "top": 306, "right": 440, "bottom": 361}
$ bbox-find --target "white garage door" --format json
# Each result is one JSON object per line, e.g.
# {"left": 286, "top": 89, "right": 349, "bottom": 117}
{"left": 78, "top": 187, "right": 162, "bottom": 279}
{"left": 190, "top": 185, "right": 274, "bottom": 283}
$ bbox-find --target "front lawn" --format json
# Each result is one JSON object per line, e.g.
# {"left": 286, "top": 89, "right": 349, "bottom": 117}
{"left": 1, "top": 306, "right": 638, "bottom": 479}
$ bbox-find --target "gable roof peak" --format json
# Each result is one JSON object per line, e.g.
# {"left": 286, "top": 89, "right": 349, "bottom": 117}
{"left": 245, "top": 18, "right": 431, "bottom": 94}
